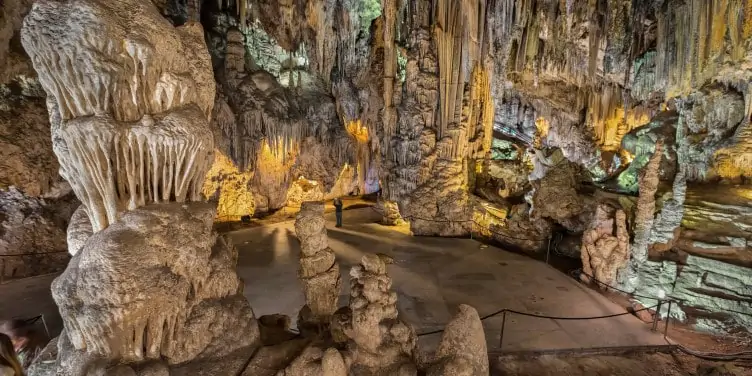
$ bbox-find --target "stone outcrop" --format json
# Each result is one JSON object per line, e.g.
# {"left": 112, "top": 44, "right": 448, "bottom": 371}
{"left": 377, "top": 199, "right": 405, "bottom": 226}
{"left": 530, "top": 156, "right": 591, "bottom": 232}
{"left": 580, "top": 204, "right": 630, "bottom": 286}
{"left": 51, "top": 203, "right": 259, "bottom": 374}
{"left": 634, "top": 254, "right": 752, "bottom": 333}
{"left": 0, "top": 85, "right": 59, "bottom": 196}
{"left": 426, "top": 304, "right": 488, "bottom": 376}
{"left": 0, "top": 187, "right": 77, "bottom": 279}
{"left": 344, "top": 254, "right": 417, "bottom": 375}
{"left": 295, "top": 201, "right": 341, "bottom": 331}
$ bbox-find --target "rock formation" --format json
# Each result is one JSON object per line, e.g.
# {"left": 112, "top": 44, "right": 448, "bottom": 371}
{"left": 20, "top": 0, "right": 260, "bottom": 374}
{"left": 294, "top": 201, "right": 341, "bottom": 332}
{"left": 581, "top": 204, "right": 630, "bottom": 286}
{"left": 426, "top": 305, "right": 488, "bottom": 376}
{"left": 0, "top": 187, "right": 77, "bottom": 279}
{"left": 376, "top": 199, "right": 405, "bottom": 226}
{"left": 51, "top": 203, "right": 259, "bottom": 373}
{"left": 22, "top": 0, "right": 216, "bottom": 232}
{"left": 622, "top": 141, "right": 663, "bottom": 291}
{"left": 344, "top": 254, "right": 417, "bottom": 375}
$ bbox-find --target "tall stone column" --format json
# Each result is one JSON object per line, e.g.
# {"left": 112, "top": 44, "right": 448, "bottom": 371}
{"left": 294, "top": 201, "right": 341, "bottom": 332}
{"left": 21, "top": 0, "right": 259, "bottom": 374}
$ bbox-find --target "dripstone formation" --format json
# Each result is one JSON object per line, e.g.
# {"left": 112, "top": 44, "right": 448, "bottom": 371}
{"left": 4, "top": 1, "right": 752, "bottom": 373}
{"left": 295, "top": 201, "right": 341, "bottom": 333}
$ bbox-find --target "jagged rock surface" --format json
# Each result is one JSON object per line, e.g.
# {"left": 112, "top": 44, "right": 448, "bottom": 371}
{"left": 345, "top": 254, "right": 417, "bottom": 375}
{"left": 0, "top": 187, "right": 77, "bottom": 279}
{"left": 634, "top": 255, "right": 752, "bottom": 332}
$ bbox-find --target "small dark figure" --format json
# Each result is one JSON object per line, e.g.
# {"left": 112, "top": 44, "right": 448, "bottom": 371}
{"left": 240, "top": 215, "right": 252, "bottom": 223}
{"left": 333, "top": 198, "right": 343, "bottom": 227}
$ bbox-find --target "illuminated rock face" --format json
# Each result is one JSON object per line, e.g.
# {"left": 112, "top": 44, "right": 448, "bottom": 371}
{"left": 634, "top": 255, "right": 752, "bottom": 333}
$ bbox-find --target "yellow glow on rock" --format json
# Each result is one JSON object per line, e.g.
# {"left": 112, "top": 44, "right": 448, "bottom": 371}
{"left": 202, "top": 150, "right": 255, "bottom": 222}
{"left": 620, "top": 149, "right": 635, "bottom": 164}
{"left": 535, "top": 117, "right": 549, "bottom": 147}
{"left": 346, "top": 119, "right": 369, "bottom": 143}
{"left": 594, "top": 108, "right": 650, "bottom": 152}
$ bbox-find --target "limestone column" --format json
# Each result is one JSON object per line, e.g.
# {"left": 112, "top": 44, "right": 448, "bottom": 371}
{"left": 294, "top": 201, "right": 341, "bottom": 331}
{"left": 344, "top": 254, "right": 417, "bottom": 374}
{"left": 622, "top": 140, "right": 663, "bottom": 291}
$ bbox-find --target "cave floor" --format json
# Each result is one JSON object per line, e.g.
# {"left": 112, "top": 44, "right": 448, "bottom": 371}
{"left": 0, "top": 206, "right": 669, "bottom": 354}
{"left": 230, "top": 207, "right": 668, "bottom": 353}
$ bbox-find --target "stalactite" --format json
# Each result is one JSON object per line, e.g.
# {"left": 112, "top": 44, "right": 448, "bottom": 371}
{"left": 382, "top": 0, "right": 398, "bottom": 158}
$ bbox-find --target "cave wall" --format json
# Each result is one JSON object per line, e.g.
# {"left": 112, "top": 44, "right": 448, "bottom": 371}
{"left": 0, "top": 0, "right": 78, "bottom": 279}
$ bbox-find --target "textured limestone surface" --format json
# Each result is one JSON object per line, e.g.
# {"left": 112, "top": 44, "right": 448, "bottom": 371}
{"left": 0, "top": 88, "right": 59, "bottom": 196}
{"left": 50, "top": 203, "right": 259, "bottom": 374}
{"left": 426, "top": 304, "right": 489, "bottom": 376}
{"left": 345, "top": 254, "right": 418, "bottom": 375}
{"left": 0, "top": 187, "right": 77, "bottom": 279}
{"left": 634, "top": 255, "right": 752, "bottom": 332}
{"left": 294, "top": 201, "right": 341, "bottom": 329}
{"left": 580, "top": 204, "right": 630, "bottom": 286}
{"left": 22, "top": 0, "right": 216, "bottom": 232}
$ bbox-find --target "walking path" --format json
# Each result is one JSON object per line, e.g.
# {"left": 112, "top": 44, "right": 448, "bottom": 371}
{"left": 0, "top": 205, "right": 668, "bottom": 353}
{"left": 230, "top": 207, "right": 667, "bottom": 352}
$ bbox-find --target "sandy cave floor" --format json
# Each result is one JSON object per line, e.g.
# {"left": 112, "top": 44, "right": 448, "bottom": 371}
{"left": 0, "top": 201, "right": 749, "bottom": 375}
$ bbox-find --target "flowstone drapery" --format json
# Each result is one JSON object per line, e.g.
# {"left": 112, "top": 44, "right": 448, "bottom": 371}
{"left": 22, "top": 0, "right": 215, "bottom": 232}
{"left": 21, "top": 0, "right": 261, "bottom": 374}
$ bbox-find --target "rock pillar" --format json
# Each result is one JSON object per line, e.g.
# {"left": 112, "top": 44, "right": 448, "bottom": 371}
{"left": 294, "top": 201, "right": 341, "bottom": 331}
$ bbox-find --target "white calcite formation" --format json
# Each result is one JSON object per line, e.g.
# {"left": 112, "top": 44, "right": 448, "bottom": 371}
{"left": 294, "top": 201, "right": 341, "bottom": 328}
{"left": 344, "top": 254, "right": 418, "bottom": 375}
{"left": 65, "top": 205, "right": 92, "bottom": 257}
{"left": 21, "top": 0, "right": 215, "bottom": 232}
{"left": 51, "top": 203, "right": 259, "bottom": 373}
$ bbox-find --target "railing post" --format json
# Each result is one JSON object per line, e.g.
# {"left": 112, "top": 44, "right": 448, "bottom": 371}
{"left": 651, "top": 301, "right": 662, "bottom": 332}
{"left": 499, "top": 311, "right": 507, "bottom": 351}
{"left": 663, "top": 301, "right": 672, "bottom": 338}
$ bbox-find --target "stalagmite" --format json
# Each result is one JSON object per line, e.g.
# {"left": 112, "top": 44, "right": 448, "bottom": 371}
{"left": 426, "top": 305, "right": 489, "bottom": 376}
{"left": 294, "top": 201, "right": 341, "bottom": 332}
{"left": 20, "top": 0, "right": 260, "bottom": 373}
{"left": 622, "top": 140, "right": 663, "bottom": 291}
{"left": 581, "top": 204, "right": 630, "bottom": 287}
{"left": 344, "top": 254, "right": 417, "bottom": 375}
